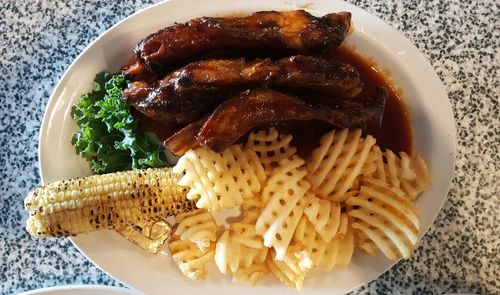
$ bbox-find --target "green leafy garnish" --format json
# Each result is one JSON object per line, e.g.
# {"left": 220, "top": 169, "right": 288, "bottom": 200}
{"left": 71, "top": 72, "right": 170, "bottom": 174}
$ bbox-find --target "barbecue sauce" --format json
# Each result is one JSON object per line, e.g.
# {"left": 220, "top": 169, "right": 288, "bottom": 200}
{"left": 137, "top": 46, "right": 413, "bottom": 157}
{"left": 330, "top": 46, "right": 413, "bottom": 154}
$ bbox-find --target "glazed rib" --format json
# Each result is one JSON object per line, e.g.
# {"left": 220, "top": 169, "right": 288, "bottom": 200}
{"left": 165, "top": 87, "right": 387, "bottom": 154}
{"left": 129, "top": 10, "right": 351, "bottom": 74}
{"left": 163, "top": 117, "right": 207, "bottom": 156}
{"left": 124, "top": 56, "right": 363, "bottom": 124}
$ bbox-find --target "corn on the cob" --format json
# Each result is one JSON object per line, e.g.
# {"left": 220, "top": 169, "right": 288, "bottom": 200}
{"left": 25, "top": 167, "right": 196, "bottom": 237}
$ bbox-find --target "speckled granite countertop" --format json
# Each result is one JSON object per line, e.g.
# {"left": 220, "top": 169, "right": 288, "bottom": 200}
{"left": 1, "top": 0, "right": 498, "bottom": 294}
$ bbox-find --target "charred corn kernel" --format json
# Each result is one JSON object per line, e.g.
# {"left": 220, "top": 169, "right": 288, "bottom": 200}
{"left": 25, "top": 168, "right": 196, "bottom": 237}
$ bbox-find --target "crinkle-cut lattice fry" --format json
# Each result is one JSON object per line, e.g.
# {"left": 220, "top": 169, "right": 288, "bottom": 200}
{"left": 233, "top": 263, "right": 269, "bottom": 286}
{"left": 321, "top": 222, "right": 354, "bottom": 270}
{"left": 346, "top": 177, "right": 420, "bottom": 260}
{"left": 256, "top": 156, "right": 310, "bottom": 259}
{"left": 245, "top": 127, "right": 297, "bottom": 175}
{"left": 266, "top": 246, "right": 312, "bottom": 290}
{"left": 293, "top": 216, "right": 327, "bottom": 267}
{"left": 215, "top": 229, "right": 268, "bottom": 275}
{"left": 293, "top": 213, "right": 351, "bottom": 269}
{"left": 354, "top": 230, "right": 377, "bottom": 256}
{"left": 231, "top": 220, "right": 263, "bottom": 249}
{"left": 173, "top": 145, "right": 265, "bottom": 211}
{"left": 369, "top": 147, "right": 431, "bottom": 200}
{"left": 307, "top": 129, "right": 376, "bottom": 202}
{"left": 169, "top": 234, "right": 214, "bottom": 280}
{"left": 400, "top": 153, "right": 431, "bottom": 199}
{"left": 303, "top": 194, "right": 341, "bottom": 243}
{"left": 174, "top": 209, "right": 218, "bottom": 250}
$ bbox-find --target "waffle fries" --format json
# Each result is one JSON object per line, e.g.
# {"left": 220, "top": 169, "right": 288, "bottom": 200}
{"left": 174, "top": 209, "right": 218, "bottom": 250}
{"left": 170, "top": 128, "right": 430, "bottom": 289}
{"left": 245, "top": 127, "right": 297, "bottom": 175}
{"left": 173, "top": 145, "right": 265, "bottom": 211}
{"left": 307, "top": 129, "right": 376, "bottom": 202}
{"left": 169, "top": 234, "right": 215, "bottom": 280}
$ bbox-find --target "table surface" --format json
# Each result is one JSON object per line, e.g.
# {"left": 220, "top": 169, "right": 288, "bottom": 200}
{"left": 1, "top": 0, "right": 498, "bottom": 294}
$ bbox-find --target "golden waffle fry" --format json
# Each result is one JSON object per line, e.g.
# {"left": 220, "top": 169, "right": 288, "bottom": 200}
{"left": 231, "top": 221, "right": 264, "bottom": 249}
{"left": 116, "top": 219, "right": 172, "bottom": 254}
{"left": 256, "top": 156, "right": 310, "bottom": 259}
{"left": 215, "top": 230, "right": 238, "bottom": 274}
{"left": 215, "top": 200, "right": 268, "bottom": 275}
{"left": 293, "top": 213, "right": 351, "bottom": 270}
{"left": 174, "top": 209, "right": 218, "bottom": 250}
{"left": 215, "top": 229, "right": 268, "bottom": 274}
{"left": 173, "top": 145, "right": 265, "bottom": 211}
{"left": 321, "top": 223, "right": 354, "bottom": 270}
{"left": 266, "top": 246, "right": 312, "bottom": 290}
{"left": 400, "top": 153, "right": 431, "bottom": 199}
{"left": 169, "top": 234, "right": 215, "bottom": 280}
{"left": 303, "top": 194, "right": 341, "bottom": 243}
{"left": 233, "top": 263, "right": 269, "bottom": 286}
{"left": 354, "top": 230, "right": 377, "bottom": 256}
{"left": 246, "top": 127, "right": 297, "bottom": 175}
{"left": 307, "top": 129, "right": 376, "bottom": 202}
{"left": 369, "top": 147, "right": 431, "bottom": 200}
{"left": 293, "top": 216, "right": 327, "bottom": 267}
{"left": 346, "top": 177, "right": 420, "bottom": 260}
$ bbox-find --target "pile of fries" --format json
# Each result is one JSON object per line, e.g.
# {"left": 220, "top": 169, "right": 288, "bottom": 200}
{"left": 170, "top": 128, "right": 430, "bottom": 289}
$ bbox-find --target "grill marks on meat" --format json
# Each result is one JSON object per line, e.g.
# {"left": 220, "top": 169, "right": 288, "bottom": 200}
{"left": 129, "top": 10, "right": 351, "bottom": 75}
{"left": 120, "top": 10, "right": 391, "bottom": 156}
{"left": 123, "top": 56, "right": 363, "bottom": 124}
{"left": 165, "top": 88, "right": 387, "bottom": 154}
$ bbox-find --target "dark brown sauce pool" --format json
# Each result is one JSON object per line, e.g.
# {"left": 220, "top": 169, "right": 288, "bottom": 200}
{"left": 137, "top": 46, "right": 413, "bottom": 157}
{"left": 331, "top": 46, "right": 413, "bottom": 154}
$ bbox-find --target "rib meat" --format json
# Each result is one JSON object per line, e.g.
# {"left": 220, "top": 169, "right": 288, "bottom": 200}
{"left": 164, "top": 87, "right": 387, "bottom": 154}
{"left": 163, "top": 117, "right": 206, "bottom": 156}
{"left": 128, "top": 10, "right": 351, "bottom": 75}
{"left": 124, "top": 56, "right": 363, "bottom": 124}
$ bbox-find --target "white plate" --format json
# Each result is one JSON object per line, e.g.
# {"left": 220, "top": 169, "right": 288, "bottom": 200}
{"left": 18, "top": 285, "right": 140, "bottom": 295}
{"left": 38, "top": 0, "right": 456, "bottom": 294}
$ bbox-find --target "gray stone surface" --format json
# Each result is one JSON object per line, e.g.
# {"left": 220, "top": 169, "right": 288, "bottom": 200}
{"left": 0, "top": 0, "right": 498, "bottom": 294}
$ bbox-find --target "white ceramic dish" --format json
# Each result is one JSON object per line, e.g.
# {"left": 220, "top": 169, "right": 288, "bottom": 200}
{"left": 38, "top": 0, "right": 456, "bottom": 294}
{"left": 18, "top": 285, "right": 140, "bottom": 295}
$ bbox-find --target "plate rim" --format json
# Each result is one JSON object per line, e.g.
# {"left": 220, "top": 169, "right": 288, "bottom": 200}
{"left": 37, "top": 0, "right": 457, "bottom": 294}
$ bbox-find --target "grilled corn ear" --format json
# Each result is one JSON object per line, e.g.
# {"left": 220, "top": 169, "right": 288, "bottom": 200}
{"left": 25, "top": 168, "right": 196, "bottom": 237}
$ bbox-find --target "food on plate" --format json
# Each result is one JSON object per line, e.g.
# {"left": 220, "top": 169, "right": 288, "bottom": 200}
{"left": 26, "top": 8, "right": 433, "bottom": 291}
{"left": 123, "top": 56, "right": 363, "bottom": 124}
{"left": 307, "top": 129, "right": 377, "bottom": 201}
{"left": 170, "top": 128, "right": 430, "bottom": 288}
{"left": 163, "top": 116, "right": 207, "bottom": 156}
{"left": 174, "top": 209, "right": 218, "bottom": 250}
{"left": 71, "top": 72, "right": 170, "bottom": 174}
{"left": 196, "top": 88, "right": 386, "bottom": 152}
{"left": 127, "top": 10, "right": 351, "bottom": 75}
{"left": 369, "top": 146, "right": 431, "bottom": 200}
{"left": 255, "top": 156, "right": 310, "bottom": 259}
{"left": 346, "top": 177, "right": 420, "bottom": 259}
{"left": 169, "top": 234, "right": 215, "bottom": 280}
{"left": 302, "top": 194, "right": 342, "bottom": 243}
{"left": 24, "top": 168, "right": 195, "bottom": 237}
{"left": 266, "top": 245, "right": 313, "bottom": 290}
{"left": 116, "top": 219, "right": 172, "bottom": 254}
{"left": 173, "top": 145, "right": 265, "bottom": 211}
{"left": 244, "top": 127, "right": 297, "bottom": 175}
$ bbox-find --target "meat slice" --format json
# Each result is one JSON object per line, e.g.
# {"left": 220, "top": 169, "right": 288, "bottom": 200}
{"left": 165, "top": 87, "right": 387, "bottom": 154}
{"left": 124, "top": 56, "right": 362, "bottom": 124}
{"left": 163, "top": 117, "right": 206, "bottom": 156}
{"left": 129, "top": 10, "right": 351, "bottom": 75}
